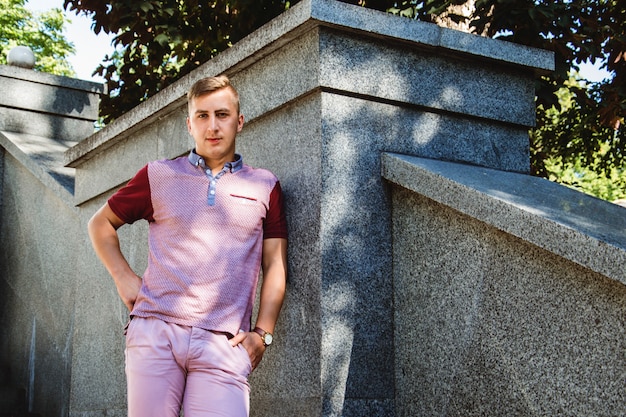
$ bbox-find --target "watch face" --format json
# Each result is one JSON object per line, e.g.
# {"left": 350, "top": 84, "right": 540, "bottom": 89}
{"left": 264, "top": 333, "right": 273, "bottom": 345}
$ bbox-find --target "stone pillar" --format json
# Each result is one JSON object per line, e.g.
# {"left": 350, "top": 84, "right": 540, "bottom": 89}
{"left": 231, "top": 3, "right": 552, "bottom": 415}
{"left": 0, "top": 57, "right": 103, "bottom": 193}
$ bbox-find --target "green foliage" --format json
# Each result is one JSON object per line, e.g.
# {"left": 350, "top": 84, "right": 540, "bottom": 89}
{"left": 345, "top": 0, "right": 457, "bottom": 19}
{"left": 0, "top": 0, "right": 75, "bottom": 76}
{"left": 533, "top": 77, "right": 626, "bottom": 201}
{"left": 544, "top": 157, "right": 626, "bottom": 203}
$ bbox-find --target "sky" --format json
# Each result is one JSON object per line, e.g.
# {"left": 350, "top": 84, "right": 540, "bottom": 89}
{"left": 25, "top": 0, "right": 612, "bottom": 84}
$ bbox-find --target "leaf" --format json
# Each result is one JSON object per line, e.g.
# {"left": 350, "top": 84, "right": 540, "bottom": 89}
{"left": 154, "top": 33, "right": 170, "bottom": 46}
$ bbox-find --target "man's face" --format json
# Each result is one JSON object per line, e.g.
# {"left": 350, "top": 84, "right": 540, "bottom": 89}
{"left": 187, "top": 88, "right": 244, "bottom": 170}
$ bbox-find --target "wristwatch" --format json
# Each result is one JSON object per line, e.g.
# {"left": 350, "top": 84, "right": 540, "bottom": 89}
{"left": 253, "top": 327, "right": 273, "bottom": 347}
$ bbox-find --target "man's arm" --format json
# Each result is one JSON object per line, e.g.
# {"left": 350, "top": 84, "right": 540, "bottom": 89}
{"left": 255, "top": 237, "right": 288, "bottom": 335}
{"left": 231, "top": 237, "right": 287, "bottom": 369}
{"left": 87, "top": 203, "right": 142, "bottom": 312}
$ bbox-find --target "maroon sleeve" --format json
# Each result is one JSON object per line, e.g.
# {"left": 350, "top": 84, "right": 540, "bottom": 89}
{"left": 107, "top": 165, "right": 154, "bottom": 224}
{"left": 263, "top": 181, "right": 288, "bottom": 239}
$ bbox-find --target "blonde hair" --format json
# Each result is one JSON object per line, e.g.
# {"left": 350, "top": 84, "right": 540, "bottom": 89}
{"left": 187, "top": 75, "right": 240, "bottom": 113}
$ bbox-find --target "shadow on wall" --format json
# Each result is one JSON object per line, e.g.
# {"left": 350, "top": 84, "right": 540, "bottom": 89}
{"left": 315, "top": 36, "right": 522, "bottom": 412}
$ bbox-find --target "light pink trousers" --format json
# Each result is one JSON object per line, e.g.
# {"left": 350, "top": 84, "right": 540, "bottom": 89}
{"left": 125, "top": 317, "right": 251, "bottom": 417}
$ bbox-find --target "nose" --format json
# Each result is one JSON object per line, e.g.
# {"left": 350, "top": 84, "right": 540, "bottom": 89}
{"left": 207, "top": 115, "right": 218, "bottom": 132}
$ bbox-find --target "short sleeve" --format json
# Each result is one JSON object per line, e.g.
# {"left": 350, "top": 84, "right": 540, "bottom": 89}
{"left": 263, "top": 181, "right": 288, "bottom": 239}
{"left": 107, "top": 165, "right": 154, "bottom": 224}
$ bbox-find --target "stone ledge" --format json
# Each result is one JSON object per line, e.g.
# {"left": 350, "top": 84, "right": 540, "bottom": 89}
{"left": 381, "top": 152, "right": 626, "bottom": 286}
{"left": 306, "top": 0, "right": 554, "bottom": 72}
{"left": 0, "top": 65, "right": 104, "bottom": 94}
{"left": 0, "top": 131, "right": 76, "bottom": 206}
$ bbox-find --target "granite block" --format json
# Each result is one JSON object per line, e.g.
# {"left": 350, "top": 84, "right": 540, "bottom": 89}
{"left": 0, "top": 131, "right": 77, "bottom": 193}
{"left": 233, "top": 28, "right": 321, "bottom": 122}
{"left": 392, "top": 186, "right": 626, "bottom": 417}
{"left": 69, "top": 196, "right": 149, "bottom": 414}
{"left": 240, "top": 95, "right": 324, "bottom": 407}
{"left": 0, "top": 65, "right": 103, "bottom": 94}
{"left": 73, "top": 131, "right": 160, "bottom": 205}
{"left": 0, "top": 155, "right": 80, "bottom": 416}
{"left": 324, "top": 93, "right": 529, "bottom": 172}
{"left": 0, "top": 107, "right": 95, "bottom": 143}
{"left": 381, "top": 153, "right": 626, "bottom": 284}
{"left": 306, "top": 0, "right": 553, "bottom": 73}
{"left": 319, "top": 29, "right": 537, "bottom": 127}
{"left": 0, "top": 132, "right": 76, "bottom": 202}
{"left": 0, "top": 74, "right": 99, "bottom": 120}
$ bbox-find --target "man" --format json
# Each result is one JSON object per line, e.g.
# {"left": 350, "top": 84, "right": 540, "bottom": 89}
{"left": 87, "top": 75, "right": 288, "bottom": 417}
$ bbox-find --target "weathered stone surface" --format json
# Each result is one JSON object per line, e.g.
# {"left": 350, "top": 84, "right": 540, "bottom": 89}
{"left": 384, "top": 153, "right": 625, "bottom": 417}
{"left": 4, "top": 1, "right": 623, "bottom": 417}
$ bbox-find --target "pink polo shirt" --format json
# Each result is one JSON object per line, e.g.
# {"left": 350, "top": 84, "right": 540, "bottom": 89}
{"left": 108, "top": 152, "right": 287, "bottom": 336}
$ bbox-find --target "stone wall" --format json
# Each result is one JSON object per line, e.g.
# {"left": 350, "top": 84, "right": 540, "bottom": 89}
{"left": 0, "top": 65, "right": 101, "bottom": 145}
{"left": 1, "top": 1, "right": 624, "bottom": 416}
{"left": 0, "top": 63, "right": 102, "bottom": 415}
{"left": 383, "top": 153, "right": 626, "bottom": 417}
{"left": 63, "top": 1, "right": 555, "bottom": 415}
{"left": 0, "top": 151, "right": 80, "bottom": 415}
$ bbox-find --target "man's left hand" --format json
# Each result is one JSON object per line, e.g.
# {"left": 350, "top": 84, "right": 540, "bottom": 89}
{"left": 230, "top": 331, "right": 266, "bottom": 371}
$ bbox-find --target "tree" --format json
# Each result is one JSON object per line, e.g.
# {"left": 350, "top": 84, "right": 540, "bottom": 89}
{"left": 0, "top": 0, "right": 75, "bottom": 76}
{"left": 534, "top": 76, "right": 626, "bottom": 201}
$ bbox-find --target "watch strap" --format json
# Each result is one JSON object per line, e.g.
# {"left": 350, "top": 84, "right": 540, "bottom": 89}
{"left": 253, "top": 327, "right": 273, "bottom": 346}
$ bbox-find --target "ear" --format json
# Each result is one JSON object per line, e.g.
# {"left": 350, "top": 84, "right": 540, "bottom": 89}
{"left": 237, "top": 114, "right": 245, "bottom": 133}
{"left": 186, "top": 116, "right": 192, "bottom": 133}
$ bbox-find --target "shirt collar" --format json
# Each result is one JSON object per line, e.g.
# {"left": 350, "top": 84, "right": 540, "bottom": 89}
{"left": 187, "top": 149, "right": 243, "bottom": 173}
